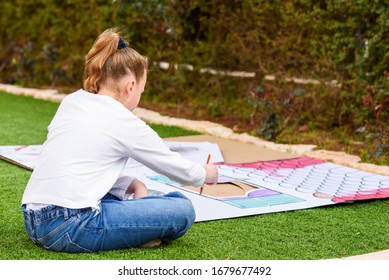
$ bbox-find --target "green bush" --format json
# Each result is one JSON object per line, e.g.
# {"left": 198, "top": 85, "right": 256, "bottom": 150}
{"left": 0, "top": 0, "right": 387, "bottom": 153}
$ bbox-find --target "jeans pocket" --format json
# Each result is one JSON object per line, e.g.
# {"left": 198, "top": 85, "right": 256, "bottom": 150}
{"left": 45, "top": 232, "right": 92, "bottom": 253}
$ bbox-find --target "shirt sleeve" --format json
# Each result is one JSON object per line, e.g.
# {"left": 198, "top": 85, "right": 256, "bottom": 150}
{"left": 116, "top": 119, "right": 206, "bottom": 187}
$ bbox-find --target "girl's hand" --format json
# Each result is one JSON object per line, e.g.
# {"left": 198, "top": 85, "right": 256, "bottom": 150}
{"left": 204, "top": 163, "right": 218, "bottom": 184}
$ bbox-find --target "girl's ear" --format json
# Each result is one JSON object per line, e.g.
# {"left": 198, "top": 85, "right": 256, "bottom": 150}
{"left": 125, "top": 79, "right": 135, "bottom": 94}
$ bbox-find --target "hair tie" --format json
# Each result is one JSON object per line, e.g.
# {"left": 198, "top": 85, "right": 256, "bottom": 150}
{"left": 118, "top": 37, "right": 126, "bottom": 49}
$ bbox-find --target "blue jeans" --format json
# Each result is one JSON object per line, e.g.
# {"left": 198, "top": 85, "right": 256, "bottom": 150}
{"left": 21, "top": 192, "right": 195, "bottom": 253}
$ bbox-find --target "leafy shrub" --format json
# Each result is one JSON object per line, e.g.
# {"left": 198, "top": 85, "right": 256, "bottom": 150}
{"left": 0, "top": 0, "right": 387, "bottom": 155}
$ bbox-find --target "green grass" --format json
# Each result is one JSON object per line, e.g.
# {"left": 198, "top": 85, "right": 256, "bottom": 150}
{"left": 0, "top": 91, "right": 388, "bottom": 260}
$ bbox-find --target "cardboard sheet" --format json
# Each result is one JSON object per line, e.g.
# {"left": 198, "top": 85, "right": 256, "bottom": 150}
{"left": 0, "top": 145, "right": 40, "bottom": 171}
{"left": 164, "top": 135, "right": 297, "bottom": 163}
{"left": 1, "top": 136, "right": 388, "bottom": 222}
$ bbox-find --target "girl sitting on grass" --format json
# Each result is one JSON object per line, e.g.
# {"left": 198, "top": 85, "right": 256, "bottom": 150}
{"left": 21, "top": 27, "right": 218, "bottom": 253}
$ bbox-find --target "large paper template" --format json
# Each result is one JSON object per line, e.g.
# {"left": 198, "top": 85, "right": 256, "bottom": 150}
{"left": 1, "top": 141, "right": 388, "bottom": 222}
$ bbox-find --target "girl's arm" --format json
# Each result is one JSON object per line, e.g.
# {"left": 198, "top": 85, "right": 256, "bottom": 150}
{"left": 126, "top": 178, "right": 149, "bottom": 199}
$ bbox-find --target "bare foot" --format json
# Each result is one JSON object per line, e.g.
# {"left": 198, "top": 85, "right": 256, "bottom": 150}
{"left": 139, "top": 239, "right": 163, "bottom": 248}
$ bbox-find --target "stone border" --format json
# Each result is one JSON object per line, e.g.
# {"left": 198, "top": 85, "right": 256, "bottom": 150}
{"left": 1, "top": 83, "right": 388, "bottom": 175}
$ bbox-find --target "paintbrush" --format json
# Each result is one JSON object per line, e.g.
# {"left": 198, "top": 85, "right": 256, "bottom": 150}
{"left": 199, "top": 153, "right": 211, "bottom": 196}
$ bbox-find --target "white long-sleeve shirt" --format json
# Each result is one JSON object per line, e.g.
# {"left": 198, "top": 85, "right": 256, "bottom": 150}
{"left": 22, "top": 89, "right": 206, "bottom": 209}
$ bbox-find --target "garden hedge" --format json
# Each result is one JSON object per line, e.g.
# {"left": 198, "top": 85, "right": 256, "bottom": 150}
{"left": 0, "top": 0, "right": 387, "bottom": 146}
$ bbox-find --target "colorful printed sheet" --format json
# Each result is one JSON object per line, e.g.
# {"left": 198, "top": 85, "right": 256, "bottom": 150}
{"left": 1, "top": 144, "right": 388, "bottom": 222}
{"left": 142, "top": 157, "right": 389, "bottom": 221}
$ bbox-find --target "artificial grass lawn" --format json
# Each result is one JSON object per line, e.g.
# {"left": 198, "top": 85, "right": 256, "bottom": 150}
{"left": 0, "top": 90, "right": 388, "bottom": 260}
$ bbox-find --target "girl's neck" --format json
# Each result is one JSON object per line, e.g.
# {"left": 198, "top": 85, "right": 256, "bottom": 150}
{"left": 98, "top": 86, "right": 120, "bottom": 101}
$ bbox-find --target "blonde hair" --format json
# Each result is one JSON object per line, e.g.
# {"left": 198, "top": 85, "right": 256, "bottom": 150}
{"left": 83, "top": 27, "right": 148, "bottom": 93}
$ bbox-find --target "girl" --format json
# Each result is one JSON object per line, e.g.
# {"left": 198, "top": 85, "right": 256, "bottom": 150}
{"left": 21, "top": 28, "right": 218, "bottom": 253}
